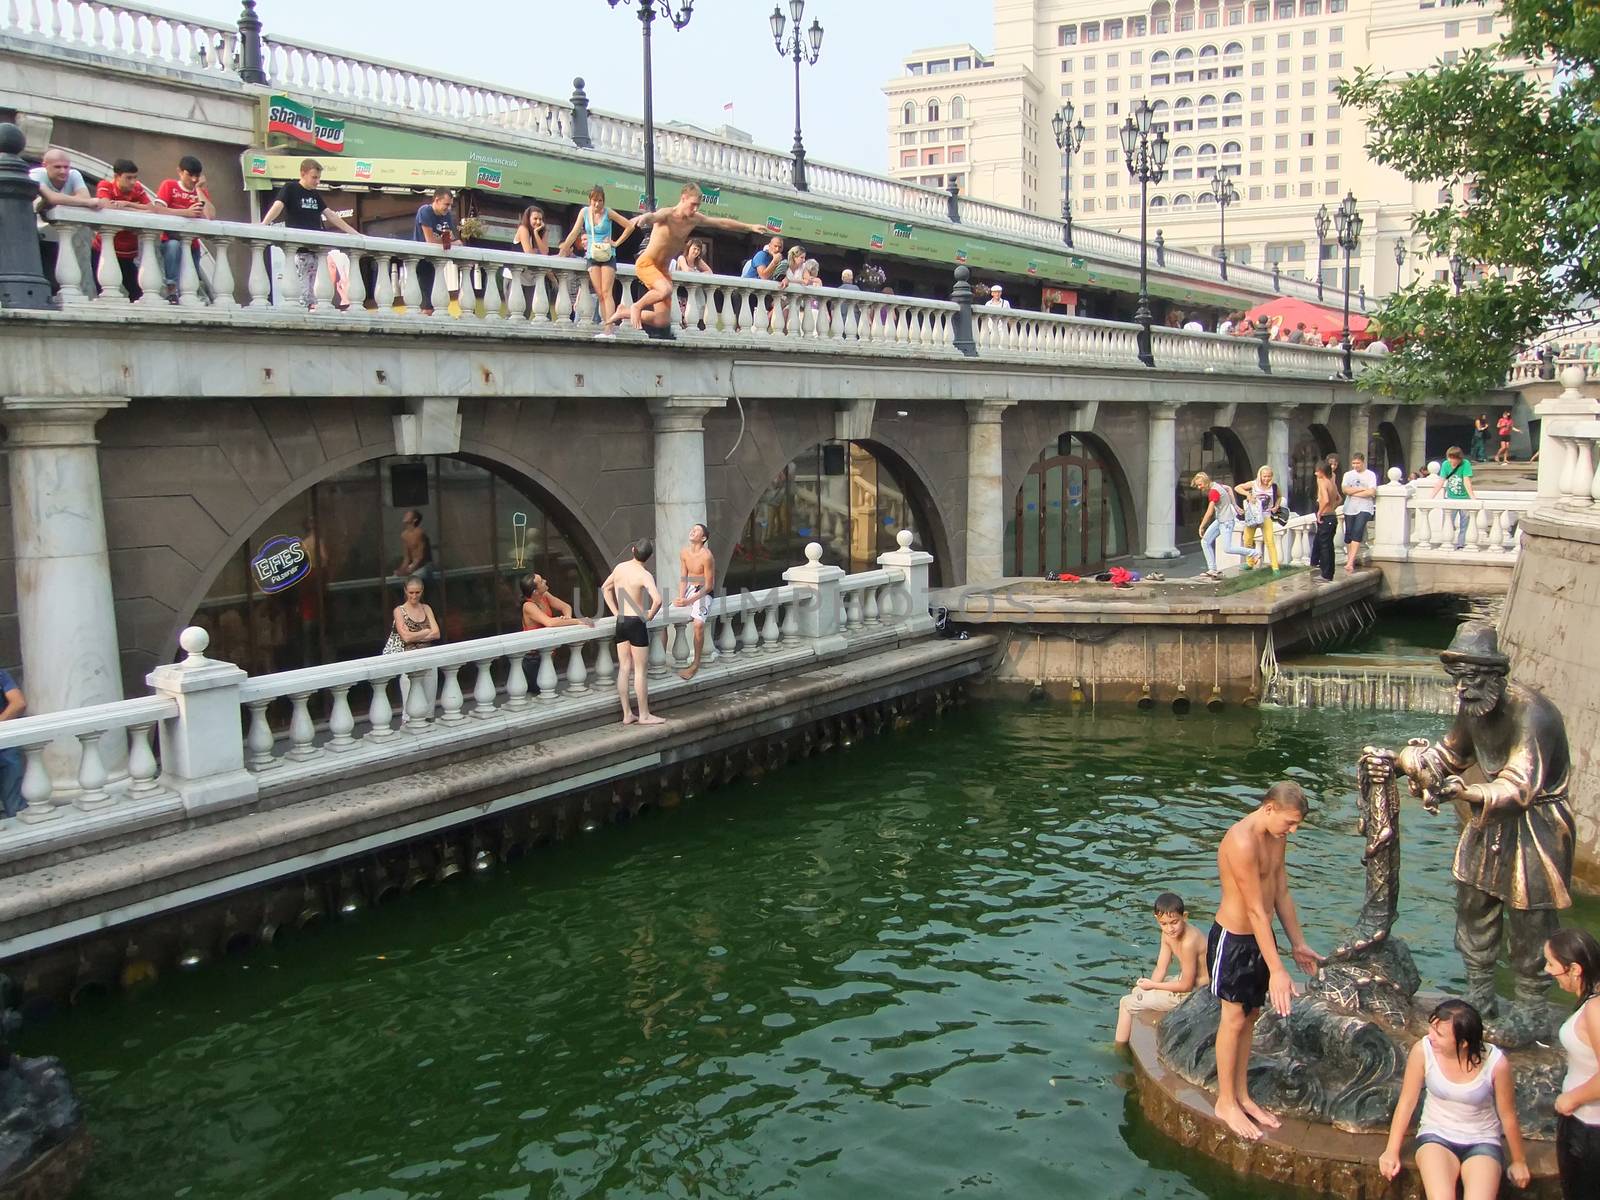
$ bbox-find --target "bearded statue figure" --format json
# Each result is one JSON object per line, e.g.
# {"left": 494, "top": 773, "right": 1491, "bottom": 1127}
{"left": 1387, "top": 622, "right": 1574, "bottom": 1034}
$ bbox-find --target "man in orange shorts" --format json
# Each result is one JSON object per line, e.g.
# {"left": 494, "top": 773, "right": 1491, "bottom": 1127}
{"left": 605, "top": 181, "right": 768, "bottom": 336}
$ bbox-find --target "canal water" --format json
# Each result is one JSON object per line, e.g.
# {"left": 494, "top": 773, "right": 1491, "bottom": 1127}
{"left": 24, "top": 702, "right": 1597, "bottom": 1199}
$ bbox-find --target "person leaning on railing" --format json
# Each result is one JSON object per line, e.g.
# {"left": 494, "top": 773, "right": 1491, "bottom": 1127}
{"left": 259, "top": 158, "right": 359, "bottom": 309}
{"left": 30, "top": 147, "right": 103, "bottom": 295}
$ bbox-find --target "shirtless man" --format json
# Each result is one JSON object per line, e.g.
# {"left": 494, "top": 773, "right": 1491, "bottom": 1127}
{"left": 604, "top": 181, "right": 768, "bottom": 334}
{"left": 601, "top": 540, "right": 665, "bottom": 726}
{"left": 395, "top": 510, "right": 432, "bottom": 578}
{"left": 1210, "top": 781, "right": 1322, "bottom": 1141}
{"left": 673, "top": 523, "right": 716, "bottom": 681}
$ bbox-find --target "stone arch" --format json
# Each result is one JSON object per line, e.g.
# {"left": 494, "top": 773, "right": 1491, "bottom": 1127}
{"left": 166, "top": 442, "right": 612, "bottom": 671}
{"left": 1006, "top": 429, "right": 1138, "bottom": 576}
{"left": 1179, "top": 426, "right": 1252, "bottom": 542}
{"left": 1374, "top": 420, "right": 1405, "bottom": 480}
{"left": 1288, "top": 423, "right": 1338, "bottom": 512}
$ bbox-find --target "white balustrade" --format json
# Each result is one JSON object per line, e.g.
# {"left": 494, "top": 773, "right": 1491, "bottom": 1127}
{"left": 2, "top": 0, "right": 240, "bottom": 76}
{"left": 1537, "top": 416, "right": 1600, "bottom": 510}
{"left": 0, "top": 695, "right": 176, "bottom": 827}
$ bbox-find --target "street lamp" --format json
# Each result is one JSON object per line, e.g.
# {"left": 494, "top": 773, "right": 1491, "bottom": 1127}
{"left": 1332, "top": 189, "right": 1363, "bottom": 378}
{"left": 771, "top": 1, "right": 823, "bottom": 191}
{"left": 1449, "top": 252, "right": 1466, "bottom": 294}
{"left": 1208, "top": 170, "right": 1238, "bottom": 279}
{"left": 608, "top": 0, "right": 695, "bottom": 211}
{"left": 1120, "top": 98, "right": 1169, "bottom": 367}
{"left": 1314, "top": 202, "right": 1330, "bottom": 301}
{"left": 1051, "top": 102, "right": 1086, "bottom": 246}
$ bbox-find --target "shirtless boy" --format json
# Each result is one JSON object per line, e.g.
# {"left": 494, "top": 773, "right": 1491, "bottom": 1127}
{"left": 604, "top": 182, "right": 768, "bottom": 334}
{"left": 601, "top": 540, "right": 665, "bottom": 726}
{"left": 1211, "top": 781, "right": 1322, "bottom": 1141}
{"left": 674, "top": 523, "right": 716, "bottom": 681}
{"left": 1114, "top": 891, "right": 1210, "bottom": 1044}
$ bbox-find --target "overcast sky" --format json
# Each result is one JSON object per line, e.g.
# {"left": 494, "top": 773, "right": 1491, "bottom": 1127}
{"left": 162, "top": 1, "right": 995, "bottom": 172}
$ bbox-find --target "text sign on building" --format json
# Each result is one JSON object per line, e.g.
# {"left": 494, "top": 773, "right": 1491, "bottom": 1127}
{"left": 251, "top": 535, "right": 311, "bottom": 594}
{"left": 266, "top": 95, "right": 346, "bottom": 153}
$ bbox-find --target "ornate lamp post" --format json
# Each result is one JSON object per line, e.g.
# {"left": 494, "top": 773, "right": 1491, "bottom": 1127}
{"left": 1392, "top": 237, "right": 1407, "bottom": 291}
{"left": 1208, "top": 170, "right": 1238, "bottom": 279}
{"left": 1449, "top": 252, "right": 1466, "bottom": 294}
{"left": 1051, "top": 103, "right": 1085, "bottom": 247}
{"left": 608, "top": 0, "right": 695, "bottom": 210}
{"left": 1120, "top": 98, "right": 1168, "bottom": 367}
{"left": 1314, "top": 202, "right": 1331, "bottom": 302}
{"left": 1332, "top": 190, "right": 1363, "bottom": 378}
{"left": 771, "top": 2, "right": 823, "bottom": 192}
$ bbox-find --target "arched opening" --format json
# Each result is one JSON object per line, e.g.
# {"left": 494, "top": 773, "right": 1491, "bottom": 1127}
{"left": 927, "top": 99, "right": 941, "bottom": 123}
{"left": 1375, "top": 420, "right": 1404, "bottom": 480}
{"left": 1289, "top": 424, "right": 1338, "bottom": 513}
{"left": 727, "top": 440, "right": 942, "bottom": 592}
{"left": 189, "top": 453, "right": 603, "bottom": 677}
{"left": 1178, "top": 426, "right": 1251, "bottom": 543}
{"left": 950, "top": 95, "right": 965, "bottom": 120}
{"left": 1006, "top": 433, "right": 1135, "bottom": 576}
{"left": 902, "top": 102, "right": 916, "bottom": 125}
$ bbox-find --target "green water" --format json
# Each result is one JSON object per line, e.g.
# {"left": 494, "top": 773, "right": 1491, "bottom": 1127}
{"left": 23, "top": 704, "right": 1596, "bottom": 1199}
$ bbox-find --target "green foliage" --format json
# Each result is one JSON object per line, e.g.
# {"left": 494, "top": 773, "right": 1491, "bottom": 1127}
{"left": 1338, "top": 0, "right": 1600, "bottom": 401}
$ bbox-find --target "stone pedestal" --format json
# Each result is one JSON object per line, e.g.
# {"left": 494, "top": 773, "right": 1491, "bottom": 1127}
{"left": 146, "top": 627, "right": 258, "bottom": 815}
{"left": 877, "top": 529, "right": 936, "bottom": 634}
{"left": 963, "top": 398, "right": 1016, "bottom": 584}
{"left": 1347, "top": 406, "right": 1371, "bottom": 465}
{"left": 1, "top": 397, "right": 128, "bottom": 777}
{"left": 1407, "top": 409, "right": 1428, "bottom": 478}
{"left": 782, "top": 543, "right": 848, "bottom": 656}
{"left": 1266, "top": 403, "right": 1294, "bottom": 501}
{"left": 648, "top": 397, "right": 724, "bottom": 603}
{"left": 1142, "top": 402, "right": 1181, "bottom": 559}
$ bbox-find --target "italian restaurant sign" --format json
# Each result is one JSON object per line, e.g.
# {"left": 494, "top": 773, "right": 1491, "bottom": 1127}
{"left": 251, "top": 534, "right": 311, "bottom": 594}
{"left": 267, "top": 95, "right": 346, "bottom": 153}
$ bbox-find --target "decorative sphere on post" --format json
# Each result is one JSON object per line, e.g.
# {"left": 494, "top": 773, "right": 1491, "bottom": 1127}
{"left": 896, "top": 529, "right": 914, "bottom": 550}
{"left": 805, "top": 542, "right": 823, "bottom": 564}
{"left": 179, "top": 626, "right": 211, "bottom": 661}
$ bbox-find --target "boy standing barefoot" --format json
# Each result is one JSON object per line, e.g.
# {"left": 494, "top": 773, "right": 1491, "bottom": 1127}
{"left": 1115, "top": 892, "right": 1210, "bottom": 1044}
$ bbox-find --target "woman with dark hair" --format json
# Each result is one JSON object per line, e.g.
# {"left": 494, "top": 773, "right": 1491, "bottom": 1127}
{"left": 1379, "top": 998, "right": 1530, "bottom": 1197}
{"left": 1546, "top": 928, "right": 1600, "bottom": 1198}
{"left": 514, "top": 206, "right": 549, "bottom": 257}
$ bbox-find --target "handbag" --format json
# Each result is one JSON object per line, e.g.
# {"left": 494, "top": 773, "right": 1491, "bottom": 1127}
{"left": 1242, "top": 495, "right": 1265, "bottom": 528}
{"left": 1272, "top": 507, "right": 1291, "bottom": 528}
{"left": 382, "top": 628, "right": 405, "bottom": 655}
{"left": 587, "top": 240, "right": 614, "bottom": 264}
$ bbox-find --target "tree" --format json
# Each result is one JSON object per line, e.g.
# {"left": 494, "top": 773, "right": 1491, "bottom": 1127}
{"left": 1339, "top": 1, "right": 1600, "bottom": 402}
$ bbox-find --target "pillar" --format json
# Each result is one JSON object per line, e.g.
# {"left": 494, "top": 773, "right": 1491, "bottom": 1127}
{"left": 1266, "top": 403, "right": 1294, "bottom": 498}
{"left": 648, "top": 397, "right": 724, "bottom": 602}
{"left": 1143, "top": 401, "right": 1182, "bottom": 559}
{"left": 1347, "top": 405, "right": 1371, "bottom": 468}
{"left": 2, "top": 397, "right": 129, "bottom": 772}
{"left": 1407, "top": 408, "right": 1428, "bottom": 476}
{"left": 964, "top": 398, "right": 1016, "bottom": 584}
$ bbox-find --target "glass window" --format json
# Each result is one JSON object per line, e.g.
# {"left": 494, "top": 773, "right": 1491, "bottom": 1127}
{"left": 1329, "top": 52, "right": 1342, "bottom": 67}
{"left": 1006, "top": 436, "right": 1131, "bottom": 576}
{"left": 1084, "top": 54, "right": 1097, "bottom": 69}
{"left": 902, "top": 102, "right": 915, "bottom": 125}
{"left": 1329, "top": 24, "right": 1343, "bottom": 40}
{"left": 1444, "top": 19, "right": 1459, "bottom": 36}
{"left": 900, "top": 150, "right": 916, "bottom": 167}
{"left": 1325, "top": 154, "right": 1339, "bottom": 169}
{"left": 1059, "top": 24, "right": 1077, "bottom": 44}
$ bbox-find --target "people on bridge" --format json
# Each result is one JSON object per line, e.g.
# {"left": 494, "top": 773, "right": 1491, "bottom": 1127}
{"left": 30, "top": 147, "right": 101, "bottom": 294}
{"left": 558, "top": 185, "right": 638, "bottom": 337}
{"left": 90, "top": 158, "right": 161, "bottom": 301}
{"left": 1341, "top": 452, "right": 1378, "bottom": 573}
{"left": 602, "top": 540, "right": 665, "bottom": 726}
{"left": 1113, "top": 891, "right": 1209, "bottom": 1045}
{"left": 260, "top": 159, "right": 359, "bottom": 309}
{"left": 413, "top": 188, "right": 459, "bottom": 317}
{"left": 1431, "top": 447, "right": 1477, "bottom": 550}
{"left": 673, "top": 523, "right": 716, "bottom": 682}
{"left": 156, "top": 155, "right": 215, "bottom": 303}
{"left": 520, "top": 574, "right": 591, "bottom": 631}
{"left": 513, "top": 205, "right": 550, "bottom": 258}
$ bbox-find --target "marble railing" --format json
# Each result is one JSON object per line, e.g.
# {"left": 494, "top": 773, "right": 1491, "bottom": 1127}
{"left": 0, "top": 0, "right": 241, "bottom": 76}
{"left": 1364, "top": 470, "right": 1530, "bottom": 565}
{"left": 1537, "top": 416, "right": 1600, "bottom": 509}
{"left": 1509, "top": 356, "right": 1600, "bottom": 385}
{"left": 0, "top": 537, "right": 935, "bottom": 864}
{"left": 31, "top": 207, "right": 1381, "bottom": 378}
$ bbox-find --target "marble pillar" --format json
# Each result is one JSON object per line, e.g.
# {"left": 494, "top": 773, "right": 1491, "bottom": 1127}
{"left": 1347, "top": 405, "right": 1371, "bottom": 467}
{"left": 964, "top": 398, "right": 1016, "bottom": 584}
{"left": 647, "top": 397, "right": 724, "bottom": 602}
{"left": 1266, "top": 403, "right": 1295, "bottom": 498}
{"left": 1142, "top": 402, "right": 1182, "bottom": 559}
{"left": 1407, "top": 409, "right": 1429, "bottom": 476}
{"left": 1, "top": 396, "right": 129, "bottom": 774}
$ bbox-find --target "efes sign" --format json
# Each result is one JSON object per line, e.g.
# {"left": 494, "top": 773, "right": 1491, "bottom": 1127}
{"left": 251, "top": 534, "right": 311, "bottom": 594}
{"left": 266, "top": 95, "right": 346, "bottom": 153}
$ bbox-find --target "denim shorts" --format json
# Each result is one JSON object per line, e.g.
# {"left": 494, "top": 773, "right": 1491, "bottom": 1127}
{"left": 1414, "top": 1132, "right": 1505, "bottom": 1167}
{"left": 1343, "top": 511, "right": 1373, "bottom": 544}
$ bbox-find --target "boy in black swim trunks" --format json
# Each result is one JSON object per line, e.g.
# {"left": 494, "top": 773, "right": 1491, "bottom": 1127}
{"left": 601, "top": 540, "right": 665, "bottom": 726}
{"left": 1211, "top": 781, "right": 1323, "bottom": 1142}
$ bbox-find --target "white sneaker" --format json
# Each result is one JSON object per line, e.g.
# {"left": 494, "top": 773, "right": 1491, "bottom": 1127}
{"left": 593, "top": 329, "right": 616, "bottom": 340}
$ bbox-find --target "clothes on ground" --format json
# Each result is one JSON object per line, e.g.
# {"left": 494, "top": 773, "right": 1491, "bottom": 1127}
{"left": 92, "top": 178, "right": 158, "bottom": 258}
{"left": 1207, "top": 922, "right": 1269, "bottom": 1011}
{"left": 1441, "top": 459, "right": 1473, "bottom": 500}
{"left": 275, "top": 181, "right": 326, "bottom": 231}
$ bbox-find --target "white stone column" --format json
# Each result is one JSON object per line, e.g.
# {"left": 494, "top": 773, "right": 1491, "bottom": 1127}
{"left": 963, "top": 398, "right": 1017, "bottom": 584}
{"left": 1142, "top": 401, "right": 1182, "bottom": 559}
{"left": 648, "top": 397, "right": 725, "bottom": 602}
{"left": 1266, "top": 403, "right": 1295, "bottom": 497}
{"left": 1347, "top": 405, "right": 1371, "bottom": 467}
{"left": 2, "top": 397, "right": 129, "bottom": 776}
{"left": 1407, "top": 408, "right": 1429, "bottom": 476}
{"left": 1535, "top": 368, "right": 1600, "bottom": 501}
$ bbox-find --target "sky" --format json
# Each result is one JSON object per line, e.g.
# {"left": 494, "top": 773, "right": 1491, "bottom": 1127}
{"left": 161, "top": 0, "right": 996, "bottom": 172}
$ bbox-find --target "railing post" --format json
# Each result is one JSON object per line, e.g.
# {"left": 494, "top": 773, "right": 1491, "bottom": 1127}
{"left": 1535, "top": 367, "right": 1600, "bottom": 500}
{"left": 0, "top": 124, "right": 52, "bottom": 310}
{"left": 1154, "top": 230, "right": 1165, "bottom": 268}
{"left": 950, "top": 265, "right": 977, "bottom": 358}
{"left": 236, "top": 0, "right": 267, "bottom": 85}
{"left": 570, "top": 77, "right": 593, "bottom": 149}
{"left": 946, "top": 182, "right": 960, "bottom": 224}
{"left": 782, "top": 544, "right": 848, "bottom": 656}
{"left": 1257, "top": 320, "right": 1272, "bottom": 373}
{"left": 146, "top": 627, "right": 259, "bottom": 814}
{"left": 1369, "top": 469, "right": 1412, "bottom": 561}
{"left": 875, "top": 530, "right": 936, "bottom": 634}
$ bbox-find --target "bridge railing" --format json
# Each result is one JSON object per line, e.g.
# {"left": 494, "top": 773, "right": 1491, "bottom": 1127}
{"left": 1537, "top": 415, "right": 1600, "bottom": 508}
{"left": 1364, "top": 470, "right": 1531, "bottom": 565}
{"left": 0, "top": 0, "right": 241, "bottom": 77}
{"left": 0, "top": 536, "right": 934, "bottom": 865}
{"left": 30, "top": 207, "right": 1382, "bottom": 378}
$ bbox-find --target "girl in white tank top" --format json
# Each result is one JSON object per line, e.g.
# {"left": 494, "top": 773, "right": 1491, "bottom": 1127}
{"left": 1378, "top": 998, "right": 1530, "bottom": 1198}
{"left": 1545, "top": 928, "right": 1600, "bottom": 1199}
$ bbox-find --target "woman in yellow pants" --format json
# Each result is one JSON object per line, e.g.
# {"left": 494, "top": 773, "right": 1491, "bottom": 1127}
{"left": 1234, "top": 465, "right": 1283, "bottom": 572}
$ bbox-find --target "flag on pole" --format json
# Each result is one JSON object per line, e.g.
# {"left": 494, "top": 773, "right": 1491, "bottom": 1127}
{"left": 723, "top": 102, "right": 734, "bottom": 113}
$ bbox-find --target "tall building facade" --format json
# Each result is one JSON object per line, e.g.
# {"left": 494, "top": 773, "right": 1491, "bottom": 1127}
{"left": 887, "top": 0, "right": 1543, "bottom": 298}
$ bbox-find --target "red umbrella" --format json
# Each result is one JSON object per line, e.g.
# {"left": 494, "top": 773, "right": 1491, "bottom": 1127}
{"left": 1241, "top": 296, "right": 1370, "bottom": 341}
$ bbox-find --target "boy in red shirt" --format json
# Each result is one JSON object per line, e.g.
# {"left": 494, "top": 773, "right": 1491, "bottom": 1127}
{"left": 155, "top": 155, "right": 215, "bottom": 301}
{"left": 91, "top": 159, "right": 163, "bottom": 301}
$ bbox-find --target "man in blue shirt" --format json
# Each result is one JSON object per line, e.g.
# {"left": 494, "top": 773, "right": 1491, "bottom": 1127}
{"left": 0, "top": 668, "right": 27, "bottom": 817}
{"left": 742, "top": 234, "right": 783, "bottom": 280}
{"left": 413, "top": 188, "right": 458, "bottom": 315}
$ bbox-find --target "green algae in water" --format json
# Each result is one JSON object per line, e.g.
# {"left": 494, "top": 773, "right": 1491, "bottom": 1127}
{"left": 23, "top": 704, "right": 1598, "bottom": 1199}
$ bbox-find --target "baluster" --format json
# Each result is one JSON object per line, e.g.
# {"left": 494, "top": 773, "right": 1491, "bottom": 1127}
{"left": 761, "top": 597, "right": 782, "bottom": 651}
{"left": 671, "top": 621, "right": 692, "bottom": 669}
{"left": 780, "top": 598, "right": 800, "bottom": 643}
{"left": 525, "top": 269, "right": 549, "bottom": 324}
{"left": 287, "top": 691, "right": 318, "bottom": 759}
{"left": 554, "top": 272, "right": 575, "bottom": 323}
{"left": 472, "top": 658, "right": 498, "bottom": 718}
{"left": 400, "top": 254, "right": 424, "bottom": 316}
{"left": 876, "top": 583, "right": 899, "bottom": 626}
{"left": 134, "top": 230, "right": 164, "bottom": 305}
{"left": 837, "top": 591, "right": 848, "bottom": 630}
{"left": 503, "top": 268, "right": 525, "bottom": 323}
{"left": 1472, "top": 507, "right": 1491, "bottom": 553}
{"left": 862, "top": 585, "right": 881, "bottom": 625}
{"left": 438, "top": 665, "right": 466, "bottom": 723}
{"left": 245, "top": 699, "right": 276, "bottom": 768}
{"left": 740, "top": 600, "right": 762, "bottom": 655}
{"left": 95, "top": 226, "right": 126, "bottom": 298}
{"left": 175, "top": 232, "right": 203, "bottom": 307}
{"left": 368, "top": 253, "right": 394, "bottom": 314}
{"left": 367, "top": 675, "right": 397, "bottom": 738}
{"left": 127, "top": 721, "right": 163, "bottom": 798}
{"left": 345, "top": 249, "right": 368, "bottom": 311}
{"left": 716, "top": 610, "right": 738, "bottom": 659}
{"left": 847, "top": 589, "right": 865, "bottom": 629}
{"left": 208, "top": 237, "right": 237, "bottom": 309}
{"left": 72, "top": 730, "right": 112, "bottom": 810}
{"left": 647, "top": 625, "right": 670, "bottom": 677}
{"left": 684, "top": 283, "right": 705, "bottom": 332}
{"left": 504, "top": 653, "right": 531, "bottom": 709}
{"left": 312, "top": 249, "right": 337, "bottom": 315}
{"left": 245, "top": 241, "right": 271, "bottom": 308}
{"left": 428, "top": 260, "right": 454, "bottom": 318}
{"left": 404, "top": 667, "right": 433, "bottom": 728}
{"left": 536, "top": 649, "right": 560, "bottom": 699}
{"left": 592, "top": 639, "right": 615, "bottom": 688}
{"left": 314, "top": 684, "right": 355, "bottom": 751}
{"left": 51, "top": 226, "right": 87, "bottom": 304}
{"left": 566, "top": 642, "right": 589, "bottom": 693}
{"left": 14, "top": 744, "right": 56, "bottom": 823}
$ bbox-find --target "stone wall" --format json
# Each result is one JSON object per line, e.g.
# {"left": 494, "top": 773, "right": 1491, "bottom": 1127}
{"left": 1499, "top": 513, "right": 1600, "bottom": 893}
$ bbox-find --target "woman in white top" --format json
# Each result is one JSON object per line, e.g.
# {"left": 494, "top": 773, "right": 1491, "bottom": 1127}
{"left": 1379, "top": 998, "right": 1530, "bottom": 1198}
{"left": 1233, "top": 465, "right": 1284, "bottom": 572}
{"left": 1546, "top": 928, "right": 1600, "bottom": 1198}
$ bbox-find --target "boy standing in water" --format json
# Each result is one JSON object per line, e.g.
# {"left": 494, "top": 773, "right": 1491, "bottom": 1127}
{"left": 1115, "top": 892, "right": 1210, "bottom": 1044}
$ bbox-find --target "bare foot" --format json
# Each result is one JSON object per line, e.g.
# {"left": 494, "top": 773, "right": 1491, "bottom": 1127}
{"left": 1240, "top": 1098, "right": 1281, "bottom": 1130}
{"left": 677, "top": 667, "right": 699, "bottom": 681}
{"left": 637, "top": 714, "right": 666, "bottom": 726}
{"left": 621, "top": 713, "right": 637, "bottom": 725}
{"left": 1213, "top": 1101, "right": 1263, "bottom": 1141}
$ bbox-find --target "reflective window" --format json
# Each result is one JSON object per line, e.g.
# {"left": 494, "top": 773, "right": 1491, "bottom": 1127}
{"left": 1006, "top": 436, "right": 1132, "bottom": 575}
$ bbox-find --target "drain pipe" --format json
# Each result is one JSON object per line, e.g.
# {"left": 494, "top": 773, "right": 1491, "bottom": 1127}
{"left": 1138, "top": 631, "right": 1154, "bottom": 709}
{"left": 1207, "top": 633, "right": 1225, "bottom": 711}
{"left": 1172, "top": 630, "right": 1191, "bottom": 712}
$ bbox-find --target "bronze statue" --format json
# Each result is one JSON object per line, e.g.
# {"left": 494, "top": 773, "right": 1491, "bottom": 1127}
{"left": 1326, "top": 746, "right": 1415, "bottom": 963}
{"left": 1375, "top": 622, "right": 1574, "bottom": 1028}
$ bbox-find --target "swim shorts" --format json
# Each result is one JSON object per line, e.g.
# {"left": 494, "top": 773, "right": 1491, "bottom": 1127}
{"left": 1208, "top": 922, "right": 1269, "bottom": 1011}
{"left": 613, "top": 615, "right": 649, "bottom": 648}
{"left": 635, "top": 259, "right": 670, "bottom": 293}
{"left": 685, "top": 584, "right": 711, "bottom": 624}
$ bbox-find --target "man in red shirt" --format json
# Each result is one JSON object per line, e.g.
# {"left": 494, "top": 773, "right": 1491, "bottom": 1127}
{"left": 155, "top": 155, "right": 215, "bottom": 301}
{"left": 91, "top": 159, "right": 164, "bottom": 301}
